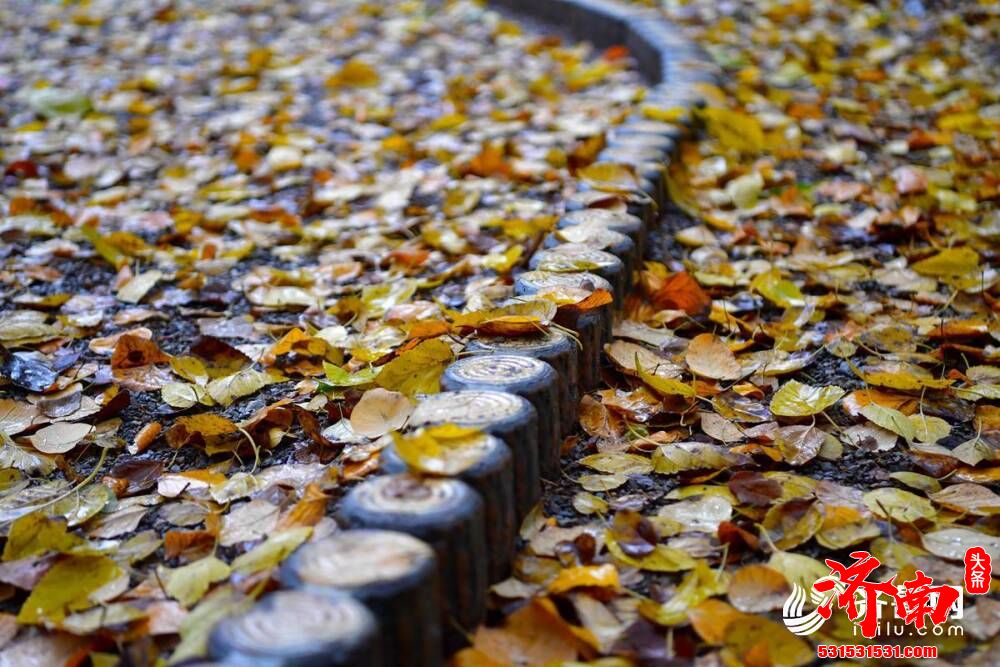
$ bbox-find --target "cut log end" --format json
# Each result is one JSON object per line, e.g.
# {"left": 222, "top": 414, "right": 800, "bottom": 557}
{"left": 409, "top": 390, "right": 541, "bottom": 517}
{"left": 208, "top": 590, "right": 379, "bottom": 667}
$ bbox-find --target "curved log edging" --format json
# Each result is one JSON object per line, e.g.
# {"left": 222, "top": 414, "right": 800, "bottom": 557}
{"left": 209, "top": 2, "right": 718, "bottom": 665}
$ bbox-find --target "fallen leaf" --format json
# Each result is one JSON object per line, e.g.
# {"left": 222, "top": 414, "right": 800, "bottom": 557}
{"left": 727, "top": 564, "right": 789, "bottom": 613}
{"left": 25, "top": 422, "right": 94, "bottom": 454}
{"left": 162, "top": 556, "right": 231, "bottom": 607}
{"left": 686, "top": 333, "right": 742, "bottom": 381}
{"left": 770, "top": 380, "right": 845, "bottom": 417}
{"left": 349, "top": 388, "right": 412, "bottom": 438}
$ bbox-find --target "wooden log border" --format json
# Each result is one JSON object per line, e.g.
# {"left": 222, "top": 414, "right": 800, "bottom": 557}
{"left": 227, "top": 2, "right": 719, "bottom": 665}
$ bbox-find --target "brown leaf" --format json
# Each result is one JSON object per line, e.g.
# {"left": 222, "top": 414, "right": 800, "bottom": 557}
{"left": 686, "top": 334, "right": 741, "bottom": 381}
{"left": 727, "top": 471, "right": 781, "bottom": 506}
{"left": 110, "top": 333, "right": 171, "bottom": 369}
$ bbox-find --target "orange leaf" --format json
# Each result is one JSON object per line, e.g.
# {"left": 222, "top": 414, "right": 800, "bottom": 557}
{"left": 131, "top": 421, "right": 162, "bottom": 454}
{"left": 406, "top": 320, "right": 452, "bottom": 340}
{"left": 466, "top": 141, "right": 510, "bottom": 178}
{"left": 558, "top": 288, "right": 613, "bottom": 315}
{"left": 276, "top": 483, "right": 328, "bottom": 530}
{"left": 548, "top": 564, "right": 620, "bottom": 594}
{"left": 472, "top": 599, "right": 583, "bottom": 666}
{"left": 841, "top": 388, "right": 917, "bottom": 417}
{"left": 110, "top": 333, "right": 171, "bottom": 369}
{"left": 650, "top": 272, "right": 710, "bottom": 314}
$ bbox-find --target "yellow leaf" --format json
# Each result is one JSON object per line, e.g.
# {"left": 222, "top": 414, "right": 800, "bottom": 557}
{"left": 548, "top": 564, "right": 619, "bottom": 594}
{"left": 637, "top": 364, "right": 696, "bottom": 398}
{"left": 606, "top": 535, "right": 696, "bottom": 572}
{"left": 576, "top": 163, "right": 640, "bottom": 193}
{"left": 911, "top": 247, "right": 980, "bottom": 278}
{"left": 17, "top": 555, "right": 121, "bottom": 624}
{"left": 770, "top": 380, "right": 845, "bottom": 417}
{"left": 701, "top": 107, "right": 765, "bottom": 153}
{"left": 861, "top": 403, "right": 916, "bottom": 441}
{"left": 392, "top": 425, "right": 489, "bottom": 476}
{"left": 162, "top": 556, "right": 231, "bottom": 607}
{"left": 231, "top": 527, "right": 312, "bottom": 575}
{"left": 750, "top": 269, "right": 805, "bottom": 308}
{"left": 3, "top": 513, "right": 86, "bottom": 561}
{"left": 327, "top": 58, "right": 379, "bottom": 88}
{"left": 375, "top": 338, "right": 454, "bottom": 397}
{"left": 579, "top": 452, "right": 652, "bottom": 475}
{"left": 863, "top": 487, "right": 935, "bottom": 523}
{"left": 481, "top": 245, "right": 523, "bottom": 273}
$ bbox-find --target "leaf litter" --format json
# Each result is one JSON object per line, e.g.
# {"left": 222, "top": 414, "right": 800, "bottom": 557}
{"left": 0, "top": 0, "right": 998, "bottom": 664}
{"left": 0, "top": 0, "right": 651, "bottom": 661}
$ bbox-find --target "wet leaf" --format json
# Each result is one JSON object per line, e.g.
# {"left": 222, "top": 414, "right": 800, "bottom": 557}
{"left": 774, "top": 425, "right": 825, "bottom": 466}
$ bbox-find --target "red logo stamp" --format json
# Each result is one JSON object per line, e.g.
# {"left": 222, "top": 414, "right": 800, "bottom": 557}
{"left": 964, "top": 546, "right": 992, "bottom": 595}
